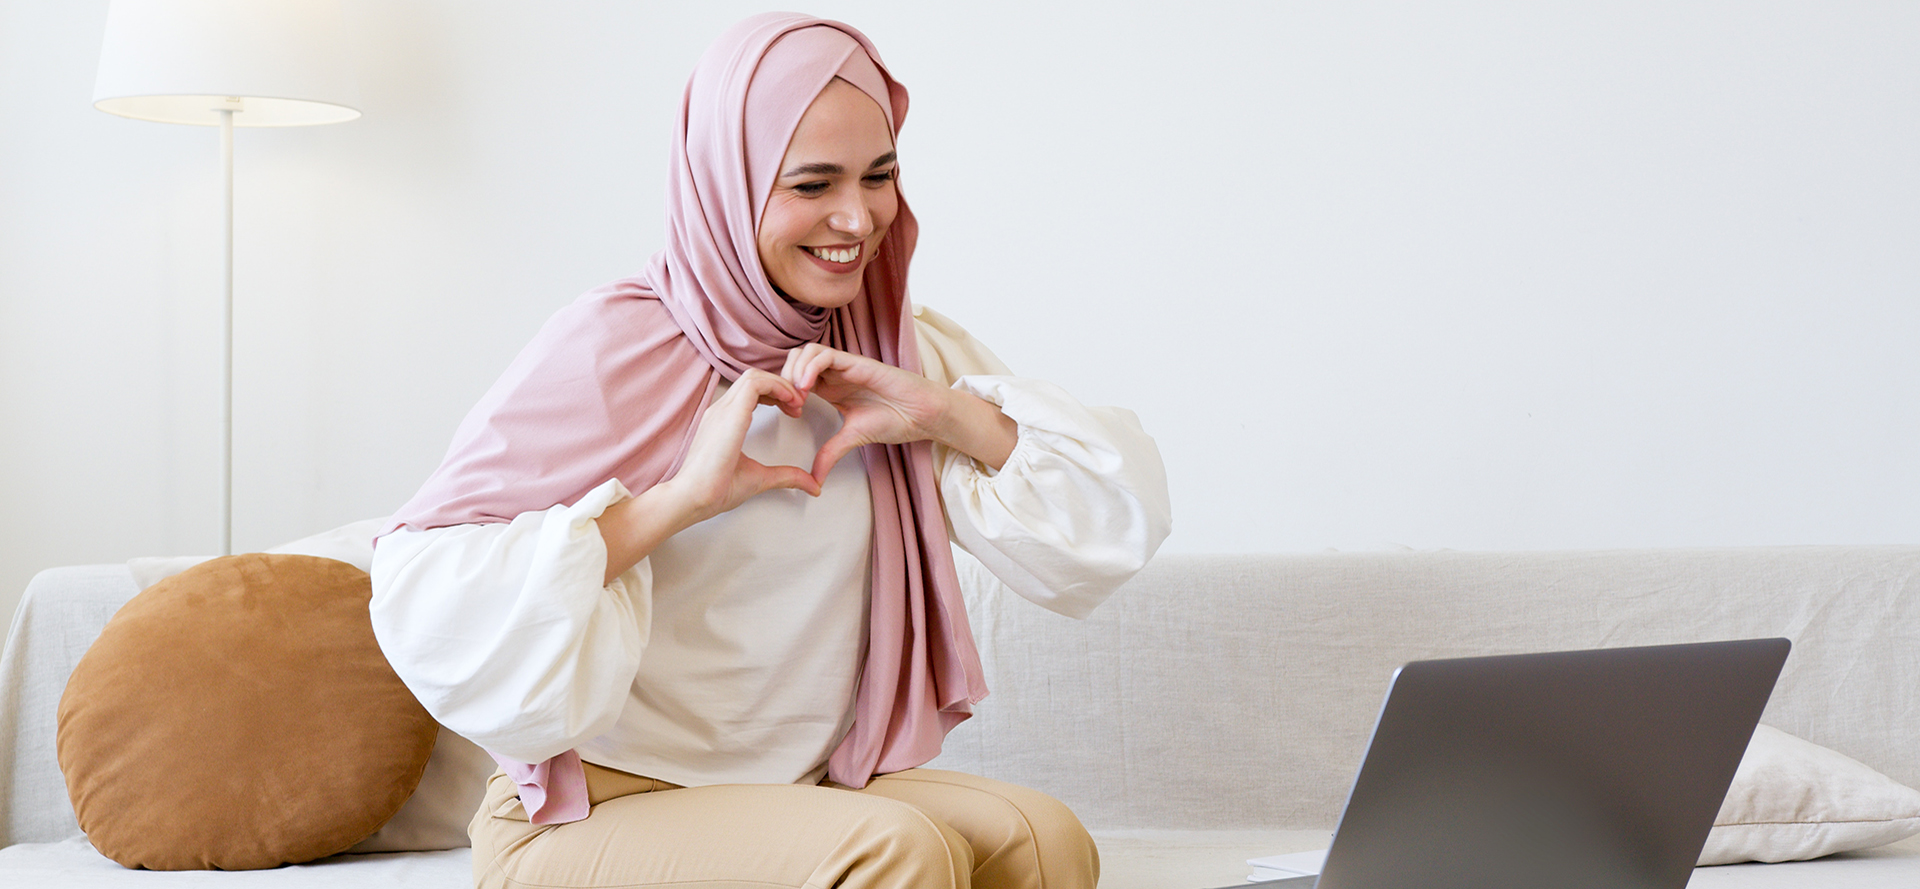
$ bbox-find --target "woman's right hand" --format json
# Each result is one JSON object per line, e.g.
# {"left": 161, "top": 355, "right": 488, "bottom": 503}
{"left": 596, "top": 369, "right": 820, "bottom": 584}
{"left": 660, "top": 368, "right": 823, "bottom": 523}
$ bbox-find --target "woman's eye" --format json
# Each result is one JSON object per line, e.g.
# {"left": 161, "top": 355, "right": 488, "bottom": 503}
{"left": 863, "top": 169, "right": 896, "bottom": 186}
{"left": 792, "top": 181, "right": 829, "bottom": 196}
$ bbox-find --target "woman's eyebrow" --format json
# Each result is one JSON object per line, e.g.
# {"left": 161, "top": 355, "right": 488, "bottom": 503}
{"left": 779, "top": 152, "right": 898, "bottom": 179}
{"left": 781, "top": 161, "right": 843, "bottom": 177}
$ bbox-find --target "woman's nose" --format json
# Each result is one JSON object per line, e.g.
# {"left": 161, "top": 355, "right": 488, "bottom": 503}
{"left": 827, "top": 195, "right": 872, "bottom": 237}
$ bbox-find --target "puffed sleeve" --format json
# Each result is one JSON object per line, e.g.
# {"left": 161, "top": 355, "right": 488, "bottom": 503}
{"left": 369, "top": 478, "right": 649, "bottom": 764}
{"left": 914, "top": 305, "right": 1173, "bottom": 619}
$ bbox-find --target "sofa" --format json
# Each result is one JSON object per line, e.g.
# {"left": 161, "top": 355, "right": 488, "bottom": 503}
{"left": 2, "top": 544, "right": 1917, "bottom": 887}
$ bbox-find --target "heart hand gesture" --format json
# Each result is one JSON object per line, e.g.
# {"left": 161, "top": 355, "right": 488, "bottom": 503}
{"left": 597, "top": 347, "right": 1015, "bottom": 584}
{"left": 781, "top": 343, "right": 1017, "bottom": 484}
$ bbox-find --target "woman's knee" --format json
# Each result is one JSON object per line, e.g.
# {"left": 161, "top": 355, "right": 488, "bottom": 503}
{"left": 833, "top": 797, "right": 975, "bottom": 889}
{"left": 983, "top": 782, "right": 1091, "bottom": 851}
{"left": 862, "top": 771, "right": 1098, "bottom": 889}
{"left": 995, "top": 784, "right": 1099, "bottom": 889}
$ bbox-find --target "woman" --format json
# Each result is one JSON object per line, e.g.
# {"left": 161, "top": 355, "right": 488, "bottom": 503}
{"left": 371, "top": 13, "right": 1170, "bottom": 889}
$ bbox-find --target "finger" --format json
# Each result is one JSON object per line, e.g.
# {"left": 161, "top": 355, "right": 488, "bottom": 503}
{"left": 787, "top": 344, "right": 846, "bottom": 393}
{"left": 737, "top": 368, "right": 806, "bottom": 416}
{"left": 779, "top": 346, "right": 825, "bottom": 408}
{"left": 742, "top": 367, "right": 803, "bottom": 403}
{"left": 738, "top": 456, "right": 823, "bottom": 498}
{"left": 780, "top": 346, "right": 810, "bottom": 388}
{"left": 810, "top": 426, "right": 866, "bottom": 485}
{"left": 689, "top": 373, "right": 793, "bottom": 463}
{"left": 696, "top": 378, "right": 765, "bottom": 448}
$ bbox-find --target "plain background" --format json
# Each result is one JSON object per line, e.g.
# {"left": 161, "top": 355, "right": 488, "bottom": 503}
{"left": 2, "top": 1, "right": 1916, "bottom": 619}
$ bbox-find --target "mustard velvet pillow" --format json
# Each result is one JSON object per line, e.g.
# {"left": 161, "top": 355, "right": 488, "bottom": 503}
{"left": 56, "top": 554, "right": 438, "bottom": 870}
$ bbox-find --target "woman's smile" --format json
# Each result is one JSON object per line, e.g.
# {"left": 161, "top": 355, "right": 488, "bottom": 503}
{"left": 803, "top": 243, "right": 862, "bottom": 267}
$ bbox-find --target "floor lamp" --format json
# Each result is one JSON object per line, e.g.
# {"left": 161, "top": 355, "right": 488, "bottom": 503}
{"left": 92, "top": 0, "right": 360, "bottom": 556}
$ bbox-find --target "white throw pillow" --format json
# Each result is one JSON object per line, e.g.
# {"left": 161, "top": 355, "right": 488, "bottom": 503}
{"left": 125, "top": 517, "right": 387, "bottom": 588}
{"left": 263, "top": 516, "right": 388, "bottom": 572}
{"left": 1698, "top": 724, "right": 1920, "bottom": 865}
{"left": 348, "top": 727, "right": 494, "bottom": 853}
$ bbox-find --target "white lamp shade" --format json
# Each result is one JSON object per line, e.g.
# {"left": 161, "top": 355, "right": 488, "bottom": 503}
{"left": 94, "top": 0, "right": 360, "bottom": 127}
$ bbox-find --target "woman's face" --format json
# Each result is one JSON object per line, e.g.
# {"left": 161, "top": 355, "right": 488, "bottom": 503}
{"left": 757, "top": 78, "right": 899, "bottom": 309}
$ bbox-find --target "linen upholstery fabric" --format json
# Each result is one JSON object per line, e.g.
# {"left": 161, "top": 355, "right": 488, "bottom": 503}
{"left": 1700, "top": 725, "right": 1920, "bottom": 865}
{"left": 6, "top": 552, "right": 1920, "bottom": 886}
{"left": 929, "top": 547, "right": 1920, "bottom": 833}
{"left": 377, "top": 11, "right": 982, "bottom": 822}
{"left": 54, "top": 554, "right": 436, "bottom": 870}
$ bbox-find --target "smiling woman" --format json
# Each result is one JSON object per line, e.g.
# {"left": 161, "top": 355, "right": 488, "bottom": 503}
{"left": 758, "top": 78, "right": 900, "bottom": 309}
{"left": 366, "top": 12, "right": 1170, "bottom": 889}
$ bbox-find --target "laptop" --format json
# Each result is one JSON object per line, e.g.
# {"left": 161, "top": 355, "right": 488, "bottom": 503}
{"left": 1210, "top": 637, "right": 1790, "bottom": 889}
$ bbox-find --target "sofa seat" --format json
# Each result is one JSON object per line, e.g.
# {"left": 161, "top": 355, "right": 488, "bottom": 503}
{"left": 1095, "top": 830, "right": 1920, "bottom": 889}
{"left": 4, "top": 830, "right": 1917, "bottom": 888}
{"left": 7, "top": 546, "right": 1919, "bottom": 887}
{"left": 0, "top": 838, "right": 468, "bottom": 887}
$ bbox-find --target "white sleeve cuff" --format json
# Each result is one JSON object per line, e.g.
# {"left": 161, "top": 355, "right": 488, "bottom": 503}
{"left": 370, "top": 478, "right": 650, "bottom": 763}
{"left": 938, "top": 376, "right": 1173, "bottom": 619}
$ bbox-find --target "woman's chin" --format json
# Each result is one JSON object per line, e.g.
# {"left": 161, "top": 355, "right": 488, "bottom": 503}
{"left": 781, "top": 281, "right": 864, "bottom": 309}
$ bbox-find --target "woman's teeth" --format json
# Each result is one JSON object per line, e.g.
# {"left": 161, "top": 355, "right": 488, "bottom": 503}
{"left": 805, "top": 245, "right": 858, "bottom": 263}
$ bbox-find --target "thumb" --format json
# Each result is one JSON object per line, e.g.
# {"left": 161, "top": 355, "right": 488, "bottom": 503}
{"left": 810, "top": 427, "right": 867, "bottom": 485}
{"left": 742, "top": 456, "right": 823, "bottom": 498}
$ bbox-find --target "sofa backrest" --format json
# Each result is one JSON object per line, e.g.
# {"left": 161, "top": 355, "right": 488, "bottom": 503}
{"left": 928, "top": 546, "right": 1920, "bottom": 831}
{"left": 0, "top": 565, "right": 136, "bottom": 848}
{"left": 9, "top": 548, "right": 1918, "bottom": 842}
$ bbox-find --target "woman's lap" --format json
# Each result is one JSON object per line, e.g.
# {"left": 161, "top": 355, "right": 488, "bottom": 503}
{"left": 857, "top": 769, "right": 1100, "bottom": 888}
{"left": 471, "top": 765, "right": 1094, "bottom": 889}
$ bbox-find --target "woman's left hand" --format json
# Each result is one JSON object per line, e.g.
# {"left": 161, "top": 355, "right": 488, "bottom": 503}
{"left": 782, "top": 343, "right": 1019, "bottom": 482}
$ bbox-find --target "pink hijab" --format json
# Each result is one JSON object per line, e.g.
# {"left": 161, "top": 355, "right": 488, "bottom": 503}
{"left": 382, "top": 13, "right": 986, "bottom": 823}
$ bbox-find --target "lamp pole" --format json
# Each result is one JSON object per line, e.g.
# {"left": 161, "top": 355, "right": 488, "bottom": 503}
{"left": 219, "top": 107, "right": 235, "bottom": 555}
{"left": 93, "top": 0, "right": 359, "bottom": 557}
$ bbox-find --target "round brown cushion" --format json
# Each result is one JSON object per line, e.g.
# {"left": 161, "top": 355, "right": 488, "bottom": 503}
{"left": 57, "top": 554, "right": 438, "bottom": 870}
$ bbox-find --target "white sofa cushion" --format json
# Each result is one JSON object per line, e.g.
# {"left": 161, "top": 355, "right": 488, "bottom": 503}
{"left": 1702, "top": 725, "right": 1920, "bottom": 865}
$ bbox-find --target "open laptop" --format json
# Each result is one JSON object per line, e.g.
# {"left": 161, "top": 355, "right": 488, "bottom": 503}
{"left": 1210, "top": 637, "right": 1790, "bottom": 889}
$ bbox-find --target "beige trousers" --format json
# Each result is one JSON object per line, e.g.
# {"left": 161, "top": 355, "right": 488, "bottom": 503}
{"left": 470, "top": 762, "right": 1099, "bottom": 889}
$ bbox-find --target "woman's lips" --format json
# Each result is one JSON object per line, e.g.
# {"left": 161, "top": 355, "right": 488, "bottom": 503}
{"left": 802, "top": 243, "right": 862, "bottom": 269}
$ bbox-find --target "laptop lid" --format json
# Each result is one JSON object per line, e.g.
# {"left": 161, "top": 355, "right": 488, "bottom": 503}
{"left": 1311, "top": 637, "right": 1790, "bottom": 889}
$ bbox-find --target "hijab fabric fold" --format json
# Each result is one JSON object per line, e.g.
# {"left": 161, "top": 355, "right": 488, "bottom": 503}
{"left": 381, "top": 13, "right": 987, "bottom": 823}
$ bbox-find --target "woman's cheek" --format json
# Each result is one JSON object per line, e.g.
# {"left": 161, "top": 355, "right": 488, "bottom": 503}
{"left": 871, "top": 189, "right": 900, "bottom": 239}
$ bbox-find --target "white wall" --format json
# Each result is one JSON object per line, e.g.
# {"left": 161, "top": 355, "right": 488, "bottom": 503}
{"left": 4, "top": 1, "right": 1917, "bottom": 618}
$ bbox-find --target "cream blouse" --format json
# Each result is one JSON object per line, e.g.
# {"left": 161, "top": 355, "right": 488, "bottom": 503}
{"left": 368, "top": 306, "right": 1171, "bottom": 788}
